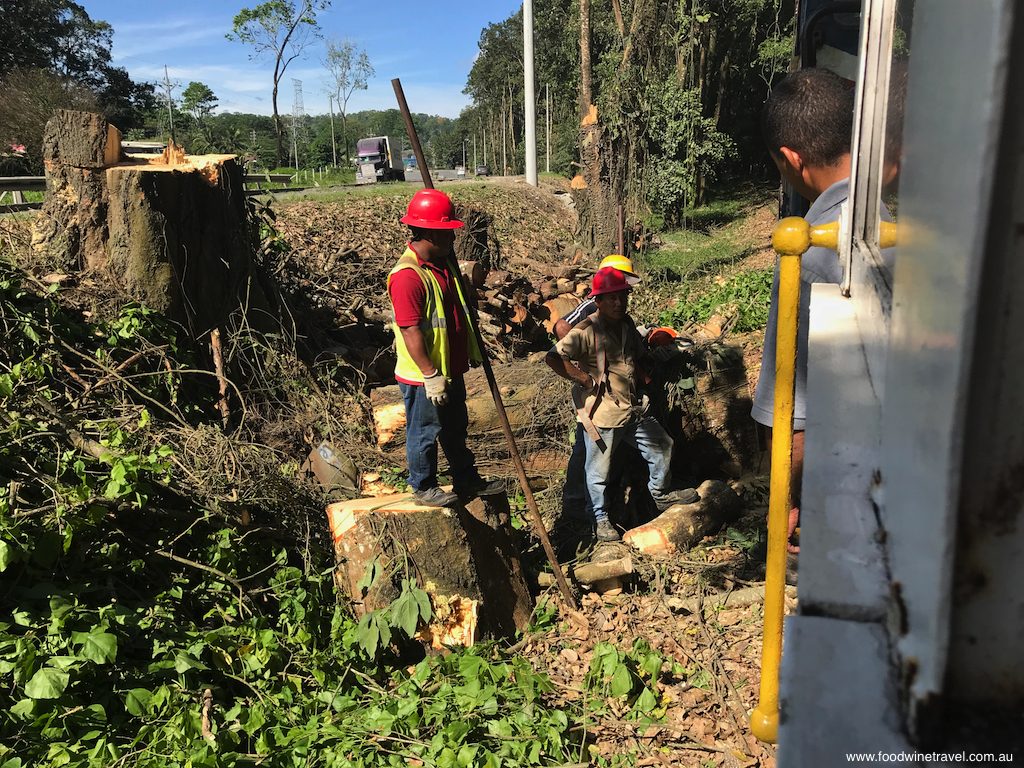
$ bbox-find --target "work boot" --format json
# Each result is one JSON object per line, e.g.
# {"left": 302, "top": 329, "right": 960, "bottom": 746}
{"left": 595, "top": 520, "right": 621, "bottom": 542}
{"left": 655, "top": 487, "right": 699, "bottom": 512}
{"left": 412, "top": 486, "right": 460, "bottom": 508}
{"left": 456, "top": 476, "right": 505, "bottom": 500}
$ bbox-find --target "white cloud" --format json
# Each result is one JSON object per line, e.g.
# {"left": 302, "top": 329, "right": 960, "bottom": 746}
{"left": 112, "top": 22, "right": 228, "bottom": 62}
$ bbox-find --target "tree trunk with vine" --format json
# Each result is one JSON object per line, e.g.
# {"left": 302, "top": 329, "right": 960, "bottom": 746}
{"left": 573, "top": 0, "right": 619, "bottom": 257}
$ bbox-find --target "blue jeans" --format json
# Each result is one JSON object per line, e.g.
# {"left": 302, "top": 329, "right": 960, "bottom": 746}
{"left": 584, "top": 416, "right": 673, "bottom": 524}
{"left": 399, "top": 376, "right": 479, "bottom": 492}
{"left": 562, "top": 422, "right": 593, "bottom": 518}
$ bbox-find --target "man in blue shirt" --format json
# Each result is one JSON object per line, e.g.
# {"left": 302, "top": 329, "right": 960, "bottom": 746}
{"left": 751, "top": 68, "right": 856, "bottom": 553}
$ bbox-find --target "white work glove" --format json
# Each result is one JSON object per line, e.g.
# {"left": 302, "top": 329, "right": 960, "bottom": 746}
{"left": 423, "top": 371, "right": 449, "bottom": 407}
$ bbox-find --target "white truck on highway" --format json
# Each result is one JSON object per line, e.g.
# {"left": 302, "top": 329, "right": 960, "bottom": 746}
{"left": 354, "top": 136, "right": 405, "bottom": 183}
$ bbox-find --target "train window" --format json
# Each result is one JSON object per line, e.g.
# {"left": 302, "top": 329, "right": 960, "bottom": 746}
{"left": 842, "top": 0, "right": 911, "bottom": 296}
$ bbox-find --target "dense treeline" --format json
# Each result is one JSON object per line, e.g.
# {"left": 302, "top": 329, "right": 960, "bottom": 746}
{"left": 0, "top": 0, "right": 156, "bottom": 174}
{"left": 1, "top": 0, "right": 796, "bottom": 231}
{"left": 129, "top": 108, "right": 458, "bottom": 173}
{"left": 461, "top": 0, "right": 795, "bottom": 238}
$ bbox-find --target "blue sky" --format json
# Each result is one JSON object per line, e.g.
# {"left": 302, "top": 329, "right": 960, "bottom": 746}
{"left": 81, "top": 1, "right": 522, "bottom": 118}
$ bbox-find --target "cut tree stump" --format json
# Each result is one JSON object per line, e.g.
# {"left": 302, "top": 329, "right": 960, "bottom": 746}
{"left": 32, "top": 110, "right": 269, "bottom": 337}
{"left": 623, "top": 479, "right": 742, "bottom": 555}
{"left": 327, "top": 491, "right": 532, "bottom": 646}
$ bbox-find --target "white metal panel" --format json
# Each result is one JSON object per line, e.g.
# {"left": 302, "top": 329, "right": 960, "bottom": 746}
{"left": 879, "top": 0, "right": 1016, "bottom": 737}
{"left": 800, "top": 285, "right": 889, "bottom": 621}
{"left": 947, "top": 20, "right": 1024, "bottom": 699}
{"left": 778, "top": 616, "right": 914, "bottom": 766}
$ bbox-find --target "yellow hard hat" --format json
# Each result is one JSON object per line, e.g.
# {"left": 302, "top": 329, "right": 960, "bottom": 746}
{"left": 599, "top": 254, "right": 640, "bottom": 284}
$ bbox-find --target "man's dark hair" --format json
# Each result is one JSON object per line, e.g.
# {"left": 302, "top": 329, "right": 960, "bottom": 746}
{"left": 762, "top": 68, "right": 855, "bottom": 167}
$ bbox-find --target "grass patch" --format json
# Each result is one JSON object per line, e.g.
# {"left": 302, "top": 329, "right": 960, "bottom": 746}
{"left": 640, "top": 183, "right": 774, "bottom": 280}
{"left": 660, "top": 267, "right": 774, "bottom": 333}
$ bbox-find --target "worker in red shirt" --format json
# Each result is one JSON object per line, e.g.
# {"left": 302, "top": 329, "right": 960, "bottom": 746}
{"left": 387, "top": 189, "right": 503, "bottom": 507}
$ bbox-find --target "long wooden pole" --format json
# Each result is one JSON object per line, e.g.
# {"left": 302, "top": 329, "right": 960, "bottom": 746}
{"left": 392, "top": 78, "right": 577, "bottom": 610}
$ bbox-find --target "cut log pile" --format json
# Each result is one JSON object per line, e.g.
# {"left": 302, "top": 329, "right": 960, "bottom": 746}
{"left": 461, "top": 258, "right": 591, "bottom": 360}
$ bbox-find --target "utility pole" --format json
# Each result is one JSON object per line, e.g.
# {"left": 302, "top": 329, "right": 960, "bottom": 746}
{"left": 546, "top": 83, "right": 551, "bottom": 173}
{"left": 462, "top": 139, "right": 466, "bottom": 170}
{"left": 523, "top": 0, "right": 538, "bottom": 185}
{"left": 291, "top": 78, "right": 304, "bottom": 171}
{"left": 161, "top": 65, "right": 178, "bottom": 142}
{"left": 473, "top": 134, "right": 477, "bottom": 171}
{"left": 328, "top": 93, "right": 338, "bottom": 167}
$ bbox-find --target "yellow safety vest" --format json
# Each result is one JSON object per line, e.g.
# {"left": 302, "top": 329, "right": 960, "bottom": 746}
{"left": 387, "top": 248, "right": 482, "bottom": 383}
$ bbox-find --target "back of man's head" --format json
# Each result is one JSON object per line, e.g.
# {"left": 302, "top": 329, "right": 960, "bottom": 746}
{"left": 762, "top": 68, "right": 855, "bottom": 168}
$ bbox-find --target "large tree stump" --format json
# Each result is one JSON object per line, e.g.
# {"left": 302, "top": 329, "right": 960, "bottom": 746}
{"left": 623, "top": 479, "right": 742, "bottom": 555}
{"left": 31, "top": 110, "right": 121, "bottom": 271}
{"left": 327, "top": 491, "right": 532, "bottom": 646}
{"left": 32, "top": 110, "right": 267, "bottom": 336}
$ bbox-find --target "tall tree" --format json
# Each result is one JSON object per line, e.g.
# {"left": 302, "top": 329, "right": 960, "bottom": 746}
{"left": 181, "top": 82, "right": 218, "bottom": 125}
{"left": 228, "top": 0, "right": 330, "bottom": 167}
{"left": 1, "top": 0, "right": 154, "bottom": 130}
{"left": 322, "top": 39, "right": 373, "bottom": 163}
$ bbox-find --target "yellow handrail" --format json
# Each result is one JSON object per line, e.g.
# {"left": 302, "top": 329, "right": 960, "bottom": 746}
{"left": 750, "top": 217, "right": 837, "bottom": 743}
{"left": 750, "top": 216, "right": 897, "bottom": 744}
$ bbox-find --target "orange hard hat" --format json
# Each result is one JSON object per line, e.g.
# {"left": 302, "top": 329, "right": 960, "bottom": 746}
{"left": 647, "top": 326, "right": 679, "bottom": 346}
{"left": 590, "top": 267, "right": 631, "bottom": 296}
{"left": 400, "top": 189, "right": 464, "bottom": 229}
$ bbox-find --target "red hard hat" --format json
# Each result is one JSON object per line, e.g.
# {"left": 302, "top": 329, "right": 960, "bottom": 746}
{"left": 400, "top": 189, "right": 464, "bottom": 230}
{"left": 590, "top": 267, "right": 631, "bottom": 296}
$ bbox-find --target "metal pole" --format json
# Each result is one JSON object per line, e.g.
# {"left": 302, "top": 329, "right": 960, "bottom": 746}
{"left": 546, "top": 83, "right": 550, "bottom": 174}
{"left": 392, "top": 77, "right": 577, "bottom": 610}
{"left": 328, "top": 94, "right": 338, "bottom": 167}
{"left": 751, "top": 217, "right": 837, "bottom": 743}
{"left": 162, "top": 65, "right": 176, "bottom": 143}
{"left": 523, "top": 0, "right": 538, "bottom": 186}
{"left": 392, "top": 79, "right": 433, "bottom": 189}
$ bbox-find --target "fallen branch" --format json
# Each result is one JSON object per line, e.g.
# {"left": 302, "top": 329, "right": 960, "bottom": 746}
{"left": 210, "top": 329, "right": 230, "bottom": 428}
{"left": 667, "top": 583, "right": 798, "bottom": 615}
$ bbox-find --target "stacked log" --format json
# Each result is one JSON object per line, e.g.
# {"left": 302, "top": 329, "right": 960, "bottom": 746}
{"left": 467, "top": 262, "right": 589, "bottom": 354}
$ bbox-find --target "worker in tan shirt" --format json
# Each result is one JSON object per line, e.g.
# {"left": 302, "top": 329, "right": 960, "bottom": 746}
{"left": 545, "top": 267, "right": 695, "bottom": 542}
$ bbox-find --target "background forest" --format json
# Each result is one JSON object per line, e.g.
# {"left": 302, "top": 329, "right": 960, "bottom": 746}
{"left": 2, "top": 0, "right": 795, "bottom": 229}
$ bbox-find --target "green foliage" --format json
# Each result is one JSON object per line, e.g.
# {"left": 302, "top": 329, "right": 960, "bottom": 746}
{"left": 181, "top": 81, "right": 218, "bottom": 125}
{"left": 661, "top": 268, "right": 774, "bottom": 333}
{"left": 0, "top": 1, "right": 155, "bottom": 148}
{"left": 583, "top": 640, "right": 673, "bottom": 721}
{"left": 643, "top": 81, "right": 734, "bottom": 224}
{"left": 0, "top": 258, "right": 624, "bottom": 767}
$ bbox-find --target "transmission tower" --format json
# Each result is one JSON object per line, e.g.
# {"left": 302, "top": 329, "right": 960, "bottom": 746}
{"left": 160, "top": 65, "right": 180, "bottom": 142}
{"left": 291, "top": 78, "right": 305, "bottom": 170}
